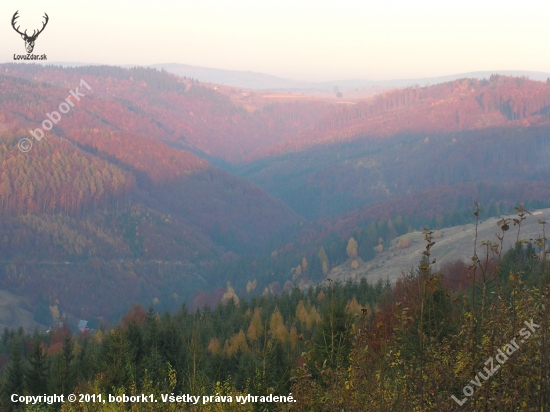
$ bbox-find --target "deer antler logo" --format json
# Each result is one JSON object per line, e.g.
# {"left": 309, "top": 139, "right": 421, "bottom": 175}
{"left": 11, "top": 11, "right": 49, "bottom": 54}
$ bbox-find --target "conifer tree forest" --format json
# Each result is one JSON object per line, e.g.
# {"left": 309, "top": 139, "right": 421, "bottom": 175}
{"left": 1, "top": 204, "right": 549, "bottom": 411}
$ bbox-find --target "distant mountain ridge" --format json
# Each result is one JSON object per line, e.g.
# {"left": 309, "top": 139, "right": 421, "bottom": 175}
{"left": 149, "top": 63, "right": 319, "bottom": 91}
{"left": 48, "top": 61, "right": 550, "bottom": 91}
{"left": 150, "top": 65, "right": 550, "bottom": 91}
{"left": 151, "top": 64, "right": 550, "bottom": 91}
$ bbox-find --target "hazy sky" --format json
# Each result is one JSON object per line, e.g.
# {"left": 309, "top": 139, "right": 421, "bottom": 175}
{"left": 1, "top": 0, "right": 549, "bottom": 81}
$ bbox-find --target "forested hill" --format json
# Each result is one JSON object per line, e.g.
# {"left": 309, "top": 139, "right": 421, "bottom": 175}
{"left": 6, "top": 65, "right": 550, "bottom": 163}
{"left": 0, "top": 66, "right": 300, "bottom": 326}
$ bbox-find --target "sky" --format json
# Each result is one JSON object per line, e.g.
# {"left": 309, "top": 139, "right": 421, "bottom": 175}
{"left": 1, "top": 0, "right": 549, "bottom": 82}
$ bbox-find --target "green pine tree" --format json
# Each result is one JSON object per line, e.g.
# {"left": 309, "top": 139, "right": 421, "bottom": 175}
{"left": 2, "top": 342, "right": 25, "bottom": 411}
{"left": 26, "top": 336, "right": 48, "bottom": 395}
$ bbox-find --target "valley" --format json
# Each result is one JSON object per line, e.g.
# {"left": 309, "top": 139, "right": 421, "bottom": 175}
{"left": 0, "top": 64, "right": 549, "bottom": 330}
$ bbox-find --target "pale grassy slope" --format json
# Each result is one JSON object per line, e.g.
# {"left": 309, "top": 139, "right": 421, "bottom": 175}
{"left": 327, "top": 209, "right": 549, "bottom": 284}
{"left": 0, "top": 289, "right": 45, "bottom": 331}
